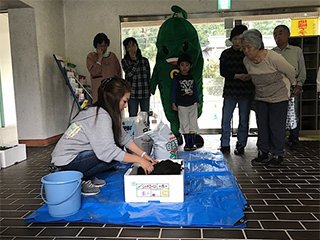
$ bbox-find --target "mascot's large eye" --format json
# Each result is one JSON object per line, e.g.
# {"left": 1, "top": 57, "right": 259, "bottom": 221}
{"left": 162, "top": 45, "right": 169, "bottom": 55}
{"left": 182, "top": 41, "right": 188, "bottom": 52}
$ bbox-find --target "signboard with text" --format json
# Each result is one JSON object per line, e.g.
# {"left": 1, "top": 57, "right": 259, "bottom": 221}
{"left": 291, "top": 18, "right": 319, "bottom": 36}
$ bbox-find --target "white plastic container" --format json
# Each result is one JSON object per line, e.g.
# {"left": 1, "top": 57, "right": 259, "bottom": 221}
{"left": 0, "top": 144, "right": 27, "bottom": 168}
{"left": 124, "top": 159, "right": 184, "bottom": 203}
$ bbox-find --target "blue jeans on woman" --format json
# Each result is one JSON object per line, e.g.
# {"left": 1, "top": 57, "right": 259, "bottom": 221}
{"left": 128, "top": 97, "right": 150, "bottom": 126}
{"left": 58, "top": 150, "right": 120, "bottom": 181}
{"left": 220, "top": 98, "right": 251, "bottom": 147}
{"left": 128, "top": 97, "right": 150, "bottom": 117}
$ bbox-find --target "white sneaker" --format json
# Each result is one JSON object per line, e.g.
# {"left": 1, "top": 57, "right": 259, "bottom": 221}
{"left": 81, "top": 180, "right": 100, "bottom": 196}
{"left": 91, "top": 177, "right": 106, "bottom": 187}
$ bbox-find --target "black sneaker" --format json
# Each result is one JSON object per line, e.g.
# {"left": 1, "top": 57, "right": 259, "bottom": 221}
{"left": 234, "top": 143, "right": 244, "bottom": 155}
{"left": 219, "top": 146, "right": 230, "bottom": 154}
{"left": 289, "top": 142, "right": 299, "bottom": 150}
{"left": 91, "top": 177, "right": 106, "bottom": 187}
{"left": 47, "top": 165, "right": 59, "bottom": 173}
{"left": 251, "top": 151, "right": 269, "bottom": 165}
{"left": 81, "top": 180, "right": 100, "bottom": 196}
{"left": 267, "top": 155, "right": 283, "bottom": 167}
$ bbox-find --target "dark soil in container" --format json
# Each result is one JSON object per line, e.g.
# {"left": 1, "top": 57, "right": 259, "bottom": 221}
{"left": 137, "top": 160, "right": 182, "bottom": 175}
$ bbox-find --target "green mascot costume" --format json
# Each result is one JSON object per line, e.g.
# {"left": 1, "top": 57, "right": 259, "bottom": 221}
{"left": 150, "top": 5, "right": 204, "bottom": 145}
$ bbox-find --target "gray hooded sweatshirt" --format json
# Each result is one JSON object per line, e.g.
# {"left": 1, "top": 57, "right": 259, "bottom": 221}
{"left": 51, "top": 107, "right": 133, "bottom": 166}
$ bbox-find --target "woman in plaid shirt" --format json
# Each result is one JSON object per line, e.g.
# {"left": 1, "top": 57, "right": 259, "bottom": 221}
{"left": 122, "top": 37, "right": 151, "bottom": 123}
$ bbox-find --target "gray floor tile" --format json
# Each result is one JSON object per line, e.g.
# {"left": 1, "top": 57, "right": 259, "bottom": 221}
{"left": 0, "top": 136, "right": 319, "bottom": 239}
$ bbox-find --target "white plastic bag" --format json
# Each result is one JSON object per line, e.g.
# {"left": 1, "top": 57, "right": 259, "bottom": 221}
{"left": 122, "top": 111, "right": 149, "bottom": 139}
{"left": 286, "top": 96, "right": 297, "bottom": 130}
{"left": 135, "top": 133, "right": 154, "bottom": 156}
{"left": 134, "top": 111, "right": 150, "bottom": 136}
{"left": 123, "top": 112, "right": 153, "bottom": 155}
{"left": 122, "top": 117, "right": 136, "bottom": 138}
{"left": 147, "top": 121, "right": 178, "bottom": 160}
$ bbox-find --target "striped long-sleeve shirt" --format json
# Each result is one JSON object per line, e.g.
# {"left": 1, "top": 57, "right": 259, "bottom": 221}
{"left": 121, "top": 56, "right": 151, "bottom": 99}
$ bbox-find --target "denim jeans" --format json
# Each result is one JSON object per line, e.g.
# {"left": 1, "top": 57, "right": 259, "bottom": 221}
{"left": 58, "top": 150, "right": 120, "bottom": 180}
{"left": 220, "top": 98, "right": 251, "bottom": 147}
{"left": 128, "top": 98, "right": 150, "bottom": 117}
{"left": 128, "top": 98, "right": 150, "bottom": 125}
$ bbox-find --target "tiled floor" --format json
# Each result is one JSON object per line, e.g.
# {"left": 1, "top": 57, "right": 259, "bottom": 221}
{"left": 0, "top": 135, "right": 319, "bottom": 240}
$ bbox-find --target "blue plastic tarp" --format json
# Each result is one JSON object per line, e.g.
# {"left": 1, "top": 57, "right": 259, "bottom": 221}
{"left": 25, "top": 151, "right": 248, "bottom": 227}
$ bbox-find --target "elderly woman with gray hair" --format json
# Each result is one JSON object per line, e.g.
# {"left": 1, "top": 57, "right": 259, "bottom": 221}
{"left": 241, "top": 29, "right": 296, "bottom": 167}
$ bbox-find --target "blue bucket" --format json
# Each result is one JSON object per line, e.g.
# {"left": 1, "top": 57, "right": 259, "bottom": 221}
{"left": 41, "top": 171, "right": 83, "bottom": 218}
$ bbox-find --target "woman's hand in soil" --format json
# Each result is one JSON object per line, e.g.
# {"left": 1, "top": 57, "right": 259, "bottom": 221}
{"left": 140, "top": 158, "right": 154, "bottom": 174}
{"left": 143, "top": 153, "right": 159, "bottom": 165}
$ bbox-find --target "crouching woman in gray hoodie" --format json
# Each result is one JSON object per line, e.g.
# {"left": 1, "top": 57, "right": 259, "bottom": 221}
{"left": 51, "top": 77, "right": 158, "bottom": 196}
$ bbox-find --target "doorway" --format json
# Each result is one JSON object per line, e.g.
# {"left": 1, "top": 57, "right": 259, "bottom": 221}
{"left": 120, "top": 11, "right": 317, "bottom": 134}
{"left": 0, "top": 13, "right": 18, "bottom": 144}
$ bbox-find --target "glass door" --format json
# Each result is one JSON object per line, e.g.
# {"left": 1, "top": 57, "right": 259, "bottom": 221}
{"left": 121, "top": 22, "right": 227, "bottom": 133}
{"left": 121, "top": 18, "right": 294, "bottom": 133}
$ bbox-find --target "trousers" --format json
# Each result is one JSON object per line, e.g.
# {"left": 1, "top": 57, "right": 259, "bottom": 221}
{"left": 57, "top": 150, "right": 120, "bottom": 180}
{"left": 220, "top": 98, "right": 251, "bottom": 147}
{"left": 256, "top": 100, "right": 288, "bottom": 156}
